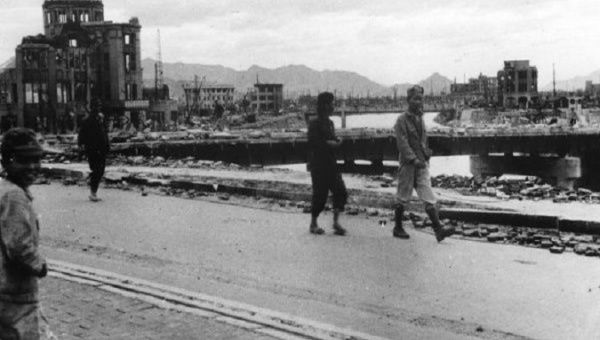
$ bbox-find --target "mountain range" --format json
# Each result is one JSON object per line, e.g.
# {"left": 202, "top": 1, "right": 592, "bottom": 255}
{"left": 142, "top": 58, "right": 392, "bottom": 99}
{"left": 141, "top": 58, "right": 457, "bottom": 99}
{"left": 2, "top": 56, "right": 598, "bottom": 97}
{"left": 541, "top": 69, "right": 600, "bottom": 92}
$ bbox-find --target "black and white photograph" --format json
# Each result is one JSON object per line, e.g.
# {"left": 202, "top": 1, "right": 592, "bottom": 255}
{"left": 0, "top": 0, "right": 599, "bottom": 339}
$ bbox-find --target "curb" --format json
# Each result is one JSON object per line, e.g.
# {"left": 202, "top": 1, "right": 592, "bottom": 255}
{"left": 40, "top": 166, "right": 600, "bottom": 234}
{"left": 439, "top": 208, "right": 559, "bottom": 229}
{"left": 48, "top": 259, "right": 389, "bottom": 340}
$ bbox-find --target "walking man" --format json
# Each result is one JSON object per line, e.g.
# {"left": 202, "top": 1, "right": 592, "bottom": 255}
{"left": 78, "top": 108, "right": 110, "bottom": 202}
{"left": 393, "top": 85, "right": 454, "bottom": 242}
{"left": 0, "top": 128, "right": 55, "bottom": 339}
{"left": 307, "top": 92, "right": 347, "bottom": 236}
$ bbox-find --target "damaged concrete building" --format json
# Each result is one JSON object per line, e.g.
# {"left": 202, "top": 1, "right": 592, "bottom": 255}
{"left": 0, "top": 0, "right": 146, "bottom": 133}
{"left": 183, "top": 80, "right": 235, "bottom": 116}
{"left": 251, "top": 82, "right": 283, "bottom": 114}
{"left": 497, "top": 60, "right": 539, "bottom": 109}
{"left": 450, "top": 74, "right": 498, "bottom": 106}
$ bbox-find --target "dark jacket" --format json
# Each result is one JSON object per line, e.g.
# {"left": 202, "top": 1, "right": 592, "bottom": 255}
{"left": 394, "top": 112, "right": 432, "bottom": 165}
{"left": 307, "top": 117, "right": 337, "bottom": 171}
{"left": 78, "top": 114, "right": 110, "bottom": 154}
{"left": 0, "top": 180, "right": 46, "bottom": 303}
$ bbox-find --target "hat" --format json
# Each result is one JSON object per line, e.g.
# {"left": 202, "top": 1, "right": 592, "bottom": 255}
{"left": 1, "top": 128, "right": 43, "bottom": 166}
{"left": 407, "top": 85, "right": 424, "bottom": 101}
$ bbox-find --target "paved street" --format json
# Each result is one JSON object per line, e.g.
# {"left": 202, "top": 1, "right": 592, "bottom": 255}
{"left": 41, "top": 276, "right": 279, "bottom": 340}
{"left": 32, "top": 182, "right": 600, "bottom": 339}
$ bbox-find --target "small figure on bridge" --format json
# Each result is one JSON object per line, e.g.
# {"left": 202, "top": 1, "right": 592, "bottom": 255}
{"left": 393, "top": 85, "right": 454, "bottom": 242}
{"left": 78, "top": 107, "right": 110, "bottom": 202}
{"left": 0, "top": 128, "right": 56, "bottom": 339}
{"left": 307, "top": 92, "right": 347, "bottom": 236}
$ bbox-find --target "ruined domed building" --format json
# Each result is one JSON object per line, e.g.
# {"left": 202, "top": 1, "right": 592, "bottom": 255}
{"left": 0, "top": 0, "right": 146, "bottom": 133}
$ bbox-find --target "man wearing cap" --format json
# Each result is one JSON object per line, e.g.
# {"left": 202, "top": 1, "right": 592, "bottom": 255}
{"left": 78, "top": 109, "right": 110, "bottom": 202}
{"left": 0, "top": 128, "right": 55, "bottom": 339}
{"left": 393, "top": 85, "right": 454, "bottom": 242}
{"left": 307, "top": 92, "right": 347, "bottom": 236}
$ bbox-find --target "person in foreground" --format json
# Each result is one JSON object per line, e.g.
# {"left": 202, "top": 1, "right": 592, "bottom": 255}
{"left": 307, "top": 92, "right": 347, "bottom": 236}
{"left": 0, "top": 128, "right": 56, "bottom": 339}
{"left": 393, "top": 85, "right": 455, "bottom": 242}
{"left": 78, "top": 107, "right": 110, "bottom": 202}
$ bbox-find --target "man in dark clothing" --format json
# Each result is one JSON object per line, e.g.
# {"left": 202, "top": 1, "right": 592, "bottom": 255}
{"left": 307, "top": 92, "right": 347, "bottom": 236}
{"left": 393, "top": 85, "right": 455, "bottom": 242}
{"left": 78, "top": 111, "right": 110, "bottom": 202}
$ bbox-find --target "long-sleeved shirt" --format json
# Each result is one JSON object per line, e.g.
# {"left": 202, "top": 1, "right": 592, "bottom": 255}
{"left": 394, "top": 112, "right": 431, "bottom": 165}
{"left": 0, "top": 180, "right": 46, "bottom": 303}
{"left": 78, "top": 115, "right": 110, "bottom": 154}
{"left": 307, "top": 117, "right": 337, "bottom": 171}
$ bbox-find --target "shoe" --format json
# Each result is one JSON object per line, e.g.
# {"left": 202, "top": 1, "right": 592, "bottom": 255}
{"left": 89, "top": 194, "right": 102, "bottom": 202}
{"left": 393, "top": 226, "right": 410, "bottom": 239}
{"left": 434, "top": 226, "right": 455, "bottom": 242}
{"left": 309, "top": 223, "right": 324, "bottom": 235}
{"left": 332, "top": 223, "right": 346, "bottom": 236}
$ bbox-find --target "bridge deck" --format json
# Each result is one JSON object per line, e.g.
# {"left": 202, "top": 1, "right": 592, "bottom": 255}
{"left": 107, "top": 127, "right": 600, "bottom": 166}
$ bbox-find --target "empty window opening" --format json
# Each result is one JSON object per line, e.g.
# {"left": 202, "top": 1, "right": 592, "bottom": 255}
{"left": 124, "top": 54, "right": 131, "bottom": 72}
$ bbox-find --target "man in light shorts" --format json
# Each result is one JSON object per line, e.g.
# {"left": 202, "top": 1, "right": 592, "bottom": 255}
{"left": 393, "top": 85, "right": 455, "bottom": 242}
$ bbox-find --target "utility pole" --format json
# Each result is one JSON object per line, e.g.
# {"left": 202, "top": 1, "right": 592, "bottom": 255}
{"left": 155, "top": 29, "right": 164, "bottom": 100}
{"left": 552, "top": 63, "right": 556, "bottom": 98}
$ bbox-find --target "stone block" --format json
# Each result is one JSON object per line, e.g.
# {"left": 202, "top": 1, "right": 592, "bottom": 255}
{"left": 574, "top": 243, "right": 588, "bottom": 255}
{"left": 487, "top": 232, "right": 507, "bottom": 242}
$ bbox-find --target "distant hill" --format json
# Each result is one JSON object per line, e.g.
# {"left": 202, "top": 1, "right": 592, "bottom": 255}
{"left": 418, "top": 72, "right": 452, "bottom": 95}
{"left": 541, "top": 69, "right": 600, "bottom": 91}
{"left": 142, "top": 58, "right": 391, "bottom": 100}
{"left": 0, "top": 56, "right": 455, "bottom": 99}
{"left": 390, "top": 73, "right": 452, "bottom": 98}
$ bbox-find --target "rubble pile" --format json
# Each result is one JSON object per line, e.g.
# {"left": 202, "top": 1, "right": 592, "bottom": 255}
{"left": 430, "top": 174, "right": 600, "bottom": 203}
{"left": 42, "top": 152, "right": 264, "bottom": 172}
{"left": 409, "top": 214, "right": 600, "bottom": 256}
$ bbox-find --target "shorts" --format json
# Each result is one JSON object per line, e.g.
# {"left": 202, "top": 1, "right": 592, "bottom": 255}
{"left": 395, "top": 162, "right": 436, "bottom": 205}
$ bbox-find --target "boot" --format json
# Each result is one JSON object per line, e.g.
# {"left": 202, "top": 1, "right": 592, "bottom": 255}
{"left": 425, "top": 204, "right": 454, "bottom": 242}
{"left": 392, "top": 205, "right": 410, "bottom": 239}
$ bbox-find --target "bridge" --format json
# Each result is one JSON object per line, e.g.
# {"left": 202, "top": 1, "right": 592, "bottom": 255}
{"left": 112, "top": 127, "right": 600, "bottom": 189}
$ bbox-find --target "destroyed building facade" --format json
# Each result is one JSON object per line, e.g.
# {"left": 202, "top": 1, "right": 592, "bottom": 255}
{"left": 0, "top": 0, "right": 146, "bottom": 133}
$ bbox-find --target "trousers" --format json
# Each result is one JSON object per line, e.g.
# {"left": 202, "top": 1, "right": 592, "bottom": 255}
{"left": 310, "top": 168, "right": 347, "bottom": 217}
{"left": 86, "top": 150, "right": 106, "bottom": 193}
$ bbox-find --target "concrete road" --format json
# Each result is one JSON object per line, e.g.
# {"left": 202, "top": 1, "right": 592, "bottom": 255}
{"left": 32, "top": 183, "right": 600, "bottom": 340}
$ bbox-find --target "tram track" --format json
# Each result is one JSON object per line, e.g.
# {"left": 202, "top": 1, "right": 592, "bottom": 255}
{"left": 48, "top": 259, "right": 389, "bottom": 340}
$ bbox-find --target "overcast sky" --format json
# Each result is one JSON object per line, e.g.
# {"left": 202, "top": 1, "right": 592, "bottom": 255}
{"left": 1, "top": 0, "right": 599, "bottom": 86}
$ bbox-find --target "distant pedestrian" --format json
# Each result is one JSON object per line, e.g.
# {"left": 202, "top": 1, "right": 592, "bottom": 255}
{"left": 0, "top": 128, "right": 56, "bottom": 339}
{"left": 78, "top": 110, "right": 110, "bottom": 202}
{"left": 392, "top": 85, "right": 455, "bottom": 242}
{"left": 568, "top": 108, "right": 577, "bottom": 127}
{"left": 307, "top": 92, "right": 347, "bottom": 236}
